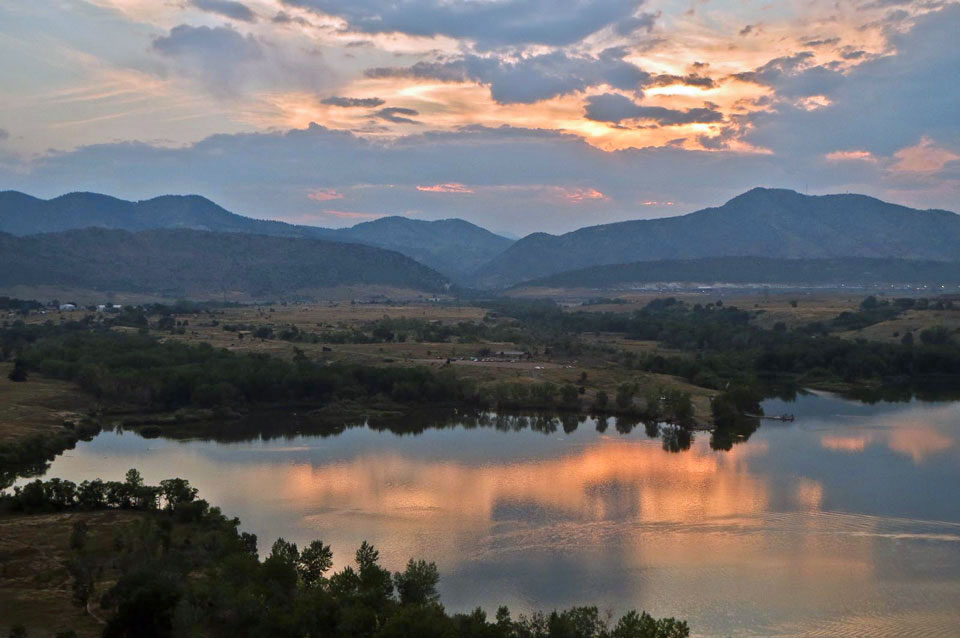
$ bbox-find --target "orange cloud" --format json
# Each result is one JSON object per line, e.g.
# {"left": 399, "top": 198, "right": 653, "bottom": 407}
{"left": 554, "top": 187, "right": 608, "bottom": 203}
{"left": 416, "top": 183, "right": 474, "bottom": 193}
{"left": 307, "top": 188, "right": 344, "bottom": 201}
{"left": 890, "top": 137, "right": 960, "bottom": 173}
{"left": 825, "top": 150, "right": 875, "bottom": 162}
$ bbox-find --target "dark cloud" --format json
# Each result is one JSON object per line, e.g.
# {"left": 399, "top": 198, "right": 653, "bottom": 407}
{"left": 321, "top": 96, "right": 385, "bottom": 107}
{"left": 271, "top": 11, "right": 310, "bottom": 25}
{"left": 739, "top": 24, "right": 756, "bottom": 36}
{"left": 153, "top": 24, "right": 261, "bottom": 60}
{"left": 614, "top": 10, "right": 660, "bottom": 35}
{"left": 280, "top": 0, "right": 646, "bottom": 48}
{"left": 0, "top": 128, "right": 8, "bottom": 141}
{"left": 744, "top": 4, "right": 960, "bottom": 158}
{"left": 731, "top": 51, "right": 845, "bottom": 99}
{"left": 801, "top": 37, "right": 840, "bottom": 47}
{"left": 650, "top": 73, "right": 715, "bottom": 88}
{"left": 151, "top": 24, "right": 335, "bottom": 97}
{"left": 841, "top": 49, "right": 867, "bottom": 60}
{"left": 374, "top": 107, "right": 420, "bottom": 124}
{"left": 190, "top": 0, "right": 256, "bottom": 22}
{"left": 152, "top": 25, "right": 262, "bottom": 95}
{"left": 584, "top": 93, "right": 724, "bottom": 125}
{"left": 366, "top": 51, "right": 649, "bottom": 105}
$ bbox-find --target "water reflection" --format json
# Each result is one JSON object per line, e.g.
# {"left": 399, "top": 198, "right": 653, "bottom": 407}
{"left": 17, "top": 393, "right": 960, "bottom": 637}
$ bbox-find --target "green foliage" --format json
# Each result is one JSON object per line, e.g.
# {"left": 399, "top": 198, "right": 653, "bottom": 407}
{"left": 4, "top": 471, "right": 689, "bottom": 637}
{"left": 394, "top": 559, "right": 441, "bottom": 606}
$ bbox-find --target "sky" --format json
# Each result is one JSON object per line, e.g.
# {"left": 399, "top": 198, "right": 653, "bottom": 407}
{"left": 0, "top": 0, "right": 957, "bottom": 235}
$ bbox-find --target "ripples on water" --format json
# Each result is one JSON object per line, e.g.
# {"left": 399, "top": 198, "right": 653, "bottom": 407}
{"left": 19, "top": 392, "right": 960, "bottom": 638}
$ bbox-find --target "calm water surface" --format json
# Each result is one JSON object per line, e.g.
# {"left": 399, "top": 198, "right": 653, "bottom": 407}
{"left": 27, "top": 392, "right": 960, "bottom": 637}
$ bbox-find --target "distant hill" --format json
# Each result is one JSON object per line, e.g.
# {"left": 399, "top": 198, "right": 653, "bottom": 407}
{"left": 518, "top": 257, "right": 960, "bottom": 289}
{"left": 0, "top": 228, "right": 451, "bottom": 298}
{"left": 472, "top": 188, "right": 960, "bottom": 287}
{"left": 332, "top": 216, "right": 513, "bottom": 280}
{"left": 0, "top": 191, "right": 513, "bottom": 281}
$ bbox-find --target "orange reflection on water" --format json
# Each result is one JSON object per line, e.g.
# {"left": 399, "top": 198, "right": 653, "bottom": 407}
{"left": 821, "top": 433, "right": 875, "bottom": 453}
{"left": 281, "top": 438, "right": 770, "bottom": 528}
{"left": 888, "top": 425, "right": 954, "bottom": 464}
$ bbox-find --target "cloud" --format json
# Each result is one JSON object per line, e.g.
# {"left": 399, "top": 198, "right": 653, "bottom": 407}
{"left": 417, "top": 183, "right": 474, "bottom": 193}
{"left": 152, "top": 25, "right": 263, "bottom": 95}
{"left": 280, "top": 0, "right": 646, "bottom": 48}
{"left": 743, "top": 4, "right": 960, "bottom": 158}
{"left": 650, "top": 73, "right": 716, "bottom": 89}
{"left": 189, "top": 0, "right": 257, "bottom": 23}
{"left": 151, "top": 24, "right": 335, "bottom": 98}
{"left": 890, "top": 137, "right": 960, "bottom": 173}
{"left": 271, "top": 11, "right": 311, "bottom": 26}
{"left": 374, "top": 107, "right": 420, "bottom": 124}
{"left": 307, "top": 188, "right": 344, "bottom": 201}
{"left": 0, "top": 123, "right": 821, "bottom": 235}
{"left": 366, "top": 51, "right": 649, "bottom": 105}
{"left": 0, "top": 129, "right": 8, "bottom": 142}
{"left": 321, "top": 96, "right": 385, "bottom": 107}
{"left": 584, "top": 93, "right": 724, "bottom": 125}
{"left": 825, "top": 150, "right": 876, "bottom": 162}
{"left": 614, "top": 10, "right": 660, "bottom": 36}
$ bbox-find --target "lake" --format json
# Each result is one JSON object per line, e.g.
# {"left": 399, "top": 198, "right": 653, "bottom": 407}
{"left": 23, "top": 392, "right": 960, "bottom": 637}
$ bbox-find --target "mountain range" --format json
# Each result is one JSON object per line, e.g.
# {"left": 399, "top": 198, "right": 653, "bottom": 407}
{"left": 472, "top": 188, "right": 960, "bottom": 287}
{"left": 0, "top": 228, "right": 450, "bottom": 299}
{"left": 0, "top": 191, "right": 512, "bottom": 281}
{"left": 2, "top": 187, "right": 959, "bottom": 293}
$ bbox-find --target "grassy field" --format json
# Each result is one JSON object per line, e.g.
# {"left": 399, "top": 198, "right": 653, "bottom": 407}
{"left": 0, "top": 362, "right": 91, "bottom": 447}
{"left": 10, "top": 291, "right": 956, "bottom": 436}
{"left": 0, "top": 510, "right": 142, "bottom": 637}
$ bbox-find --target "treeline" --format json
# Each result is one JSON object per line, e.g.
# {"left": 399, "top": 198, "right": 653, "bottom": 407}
{"left": 487, "top": 297, "right": 960, "bottom": 387}
{"left": 3, "top": 323, "right": 623, "bottom": 417}
{"left": 2, "top": 472, "right": 689, "bottom": 638}
{"left": 2, "top": 324, "right": 478, "bottom": 411}
{"left": 0, "top": 296, "right": 43, "bottom": 313}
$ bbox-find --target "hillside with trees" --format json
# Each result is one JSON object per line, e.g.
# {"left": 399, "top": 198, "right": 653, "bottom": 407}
{"left": 0, "top": 228, "right": 451, "bottom": 298}
{"left": 0, "top": 191, "right": 513, "bottom": 281}
{"left": 472, "top": 188, "right": 960, "bottom": 287}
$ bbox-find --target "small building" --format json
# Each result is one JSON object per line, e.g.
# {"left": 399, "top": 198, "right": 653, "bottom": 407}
{"left": 59, "top": 303, "right": 77, "bottom": 311}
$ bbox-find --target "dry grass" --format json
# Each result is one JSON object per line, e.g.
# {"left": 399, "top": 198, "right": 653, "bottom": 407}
{"left": 837, "top": 309, "right": 960, "bottom": 343}
{"left": 0, "top": 363, "right": 91, "bottom": 446}
{"left": 0, "top": 510, "right": 142, "bottom": 637}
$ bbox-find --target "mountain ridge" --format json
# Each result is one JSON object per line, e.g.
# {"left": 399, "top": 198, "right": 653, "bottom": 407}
{"left": 472, "top": 188, "right": 960, "bottom": 287}
{"left": 0, "top": 190, "right": 514, "bottom": 281}
{"left": 0, "top": 227, "right": 452, "bottom": 299}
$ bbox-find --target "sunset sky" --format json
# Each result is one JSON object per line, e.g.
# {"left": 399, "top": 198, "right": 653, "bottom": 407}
{"left": 1, "top": 0, "right": 957, "bottom": 234}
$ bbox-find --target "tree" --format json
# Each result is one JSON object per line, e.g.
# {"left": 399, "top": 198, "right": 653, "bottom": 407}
{"left": 594, "top": 390, "right": 609, "bottom": 410}
{"left": 615, "top": 383, "right": 635, "bottom": 411}
{"left": 394, "top": 559, "right": 441, "bottom": 606}
{"left": 612, "top": 610, "right": 689, "bottom": 638}
{"left": 159, "top": 478, "right": 197, "bottom": 512}
{"left": 7, "top": 358, "right": 27, "bottom": 382}
{"left": 560, "top": 384, "right": 579, "bottom": 406}
{"left": 298, "top": 540, "right": 334, "bottom": 587}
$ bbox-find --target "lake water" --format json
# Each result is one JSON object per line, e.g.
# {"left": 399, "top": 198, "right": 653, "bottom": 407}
{"left": 24, "top": 392, "right": 960, "bottom": 637}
